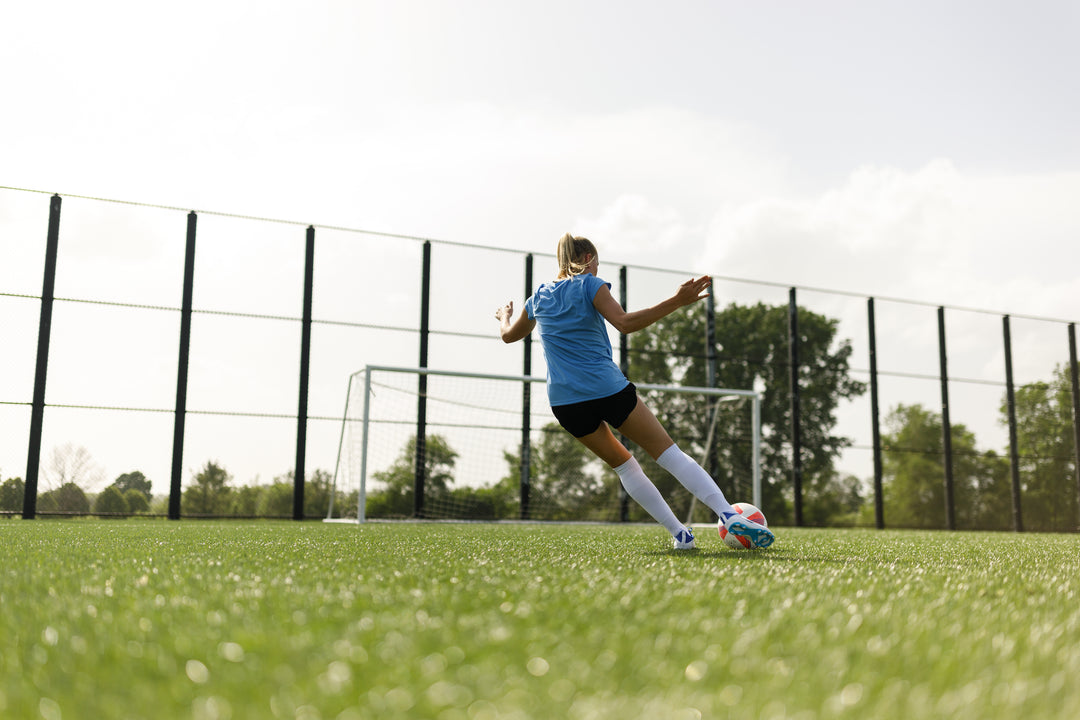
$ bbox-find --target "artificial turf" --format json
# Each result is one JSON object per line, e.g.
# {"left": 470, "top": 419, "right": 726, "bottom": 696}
{"left": 2, "top": 519, "right": 1079, "bottom": 719}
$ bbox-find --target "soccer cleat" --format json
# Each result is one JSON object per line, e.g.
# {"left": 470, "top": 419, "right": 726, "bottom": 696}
{"left": 673, "top": 527, "right": 696, "bottom": 550}
{"left": 723, "top": 514, "right": 775, "bottom": 549}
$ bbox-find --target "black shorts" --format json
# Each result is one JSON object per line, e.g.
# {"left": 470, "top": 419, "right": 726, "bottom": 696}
{"left": 551, "top": 383, "right": 639, "bottom": 438}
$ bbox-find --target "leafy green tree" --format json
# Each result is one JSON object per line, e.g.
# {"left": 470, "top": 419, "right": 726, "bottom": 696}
{"left": 474, "top": 473, "right": 523, "bottom": 520}
{"left": 38, "top": 482, "right": 90, "bottom": 514}
{"left": 124, "top": 488, "right": 150, "bottom": 514}
{"left": 881, "top": 404, "right": 942, "bottom": 527}
{"left": 258, "top": 482, "right": 293, "bottom": 518}
{"left": 112, "top": 471, "right": 152, "bottom": 503}
{"left": 93, "top": 485, "right": 130, "bottom": 515}
{"left": 1006, "top": 365, "right": 1079, "bottom": 531}
{"left": 501, "top": 423, "right": 608, "bottom": 520}
{"left": 304, "top": 469, "right": 334, "bottom": 519}
{"left": 229, "top": 484, "right": 264, "bottom": 517}
{"left": 0, "top": 477, "right": 24, "bottom": 512}
{"left": 368, "top": 435, "right": 457, "bottom": 517}
{"left": 182, "top": 461, "right": 232, "bottom": 516}
{"left": 331, "top": 489, "right": 360, "bottom": 519}
{"left": 802, "top": 468, "right": 864, "bottom": 527}
{"left": 267, "top": 468, "right": 335, "bottom": 519}
{"left": 629, "top": 301, "right": 866, "bottom": 524}
{"left": 432, "top": 484, "right": 517, "bottom": 520}
{"left": 882, "top": 403, "right": 1011, "bottom": 530}
{"left": 213, "top": 470, "right": 336, "bottom": 519}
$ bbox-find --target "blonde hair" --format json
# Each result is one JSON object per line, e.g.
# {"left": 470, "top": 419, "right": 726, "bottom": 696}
{"left": 555, "top": 233, "right": 597, "bottom": 279}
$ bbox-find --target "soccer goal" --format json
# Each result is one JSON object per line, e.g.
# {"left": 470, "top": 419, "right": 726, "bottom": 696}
{"left": 326, "top": 365, "right": 761, "bottom": 523}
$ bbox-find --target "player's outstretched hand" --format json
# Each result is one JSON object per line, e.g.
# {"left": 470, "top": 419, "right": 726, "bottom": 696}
{"left": 495, "top": 301, "right": 514, "bottom": 323}
{"left": 675, "top": 276, "right": 712, "bottom": 307}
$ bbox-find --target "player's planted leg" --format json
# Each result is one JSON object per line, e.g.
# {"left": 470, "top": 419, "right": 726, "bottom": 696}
{"left": 614, "top": 457, "right": 696, "bottom": 549}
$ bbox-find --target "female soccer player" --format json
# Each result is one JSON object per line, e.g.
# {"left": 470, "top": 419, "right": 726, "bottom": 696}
{"left": 496, "top": 233, "right": 774, "bottom": 550}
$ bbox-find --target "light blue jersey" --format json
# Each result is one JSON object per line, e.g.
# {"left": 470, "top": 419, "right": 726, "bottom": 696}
{"left": 525, "top": 273, "right": 629, "bottom": 406}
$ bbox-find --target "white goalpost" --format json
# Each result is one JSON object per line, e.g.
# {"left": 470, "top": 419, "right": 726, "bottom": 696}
{"left": 326, "top": 365, "right": 761, "bottom": 524}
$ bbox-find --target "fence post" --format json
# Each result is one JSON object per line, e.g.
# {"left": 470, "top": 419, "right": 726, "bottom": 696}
{"left": 705, "top": 290, "right": 717, "bottom": 387}
{"left": 938, "top": 307, "right": 956, "bottom": 530}
{"left": 520, "top": 254, "right": 533, "bottom": 520}
{"left": 293, "top": 225, "right": 315, "bottom": 520}
{"left": 1069, "top": 323, "right": 1080, "bottom": 531}
{"left": 414, "top": 241, "right": 431, "bottom": 517}
{"left": 22, "top": 194, "right": 62, "bottom": 520}
{"left": 705, "top": 288, "right": 721, "bottom": 486}
{"left": 618, "top": 265, "right": 630, "bottom": 522}
{"left": 1002, "top": 316, "right": 1024, "bottom": 532}
{"left": 788, "top": 288, "right": 803, "bottom": 526}
{"left": 169, "top": 212, "right": 198, "bottom": 520}
{"left": 867, "top": 298, "right": 884, "bottom": 529}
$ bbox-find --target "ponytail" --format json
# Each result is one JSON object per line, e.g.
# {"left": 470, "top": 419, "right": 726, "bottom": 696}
{"left": 555, "top": 233, "right": 597, "bottom": 279}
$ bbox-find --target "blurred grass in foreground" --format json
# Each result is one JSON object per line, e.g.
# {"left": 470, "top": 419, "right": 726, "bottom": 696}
{"left": 2, "top": 520, "right": 1079, "bottom": 719}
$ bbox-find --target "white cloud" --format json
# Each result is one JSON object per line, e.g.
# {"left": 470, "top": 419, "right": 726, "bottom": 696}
{"left": 703, "top": 160, "right": 1080, "bottom": 320}
{"left": 574, "top": 195, "right": 690, "bottom": 258}
{"left": 283, "top": 103, "right": 792, "bottom": 255}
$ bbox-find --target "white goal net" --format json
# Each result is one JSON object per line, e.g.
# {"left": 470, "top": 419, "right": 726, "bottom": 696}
{"left": 326, "top": 365, "right": 760, "bottom": 523}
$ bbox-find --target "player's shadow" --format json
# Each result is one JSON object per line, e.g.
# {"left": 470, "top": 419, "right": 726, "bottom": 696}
{"left": 651, "top": 546, "right": 854, "bottom": 565}
{"left": 651, "top": 547, "right": 781, "bottom": 561}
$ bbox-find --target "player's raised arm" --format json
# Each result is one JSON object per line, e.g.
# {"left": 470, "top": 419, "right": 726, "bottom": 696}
{"left": 495, "top": 300, "right": 535, "bottom": 343}
{"left": 592, "top": 275, "right": 711, "bottom": 335}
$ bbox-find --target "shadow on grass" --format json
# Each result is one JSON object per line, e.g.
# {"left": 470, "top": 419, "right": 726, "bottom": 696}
{"left": 648, "top": 545, "right": 864, "bottom": 566}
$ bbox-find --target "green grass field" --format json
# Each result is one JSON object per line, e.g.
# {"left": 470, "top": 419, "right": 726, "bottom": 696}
{"left": 3, "top": 520, "right": 1079, "bottom": 720}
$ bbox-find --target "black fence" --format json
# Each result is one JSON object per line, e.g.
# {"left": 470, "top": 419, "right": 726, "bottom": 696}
{"left": 2, "top": 187, "right": 1079, "bottom": 529}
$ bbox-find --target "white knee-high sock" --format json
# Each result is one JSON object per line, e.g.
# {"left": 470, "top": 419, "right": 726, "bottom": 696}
{"left": 657, "top": 444, "right": 736, "bottom": 520}
{"left": 613, "top": 456, "right": 685, "bottom": 536}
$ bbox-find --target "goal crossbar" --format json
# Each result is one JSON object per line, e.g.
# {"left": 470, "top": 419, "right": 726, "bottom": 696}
{"left": 328, "top": 364, "right": 762, "bottom": 522}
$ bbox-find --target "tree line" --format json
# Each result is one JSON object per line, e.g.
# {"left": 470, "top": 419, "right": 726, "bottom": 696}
{"left": 0, "top": 454, "right": 337, "bottom": 519}
{"left": 881, "top": 363, "right": 1078, "bottom": 531}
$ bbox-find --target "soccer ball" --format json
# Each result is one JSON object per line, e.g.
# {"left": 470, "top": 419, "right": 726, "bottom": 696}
{"left": 718, "top": 503, "right": 768, "bottom": 550}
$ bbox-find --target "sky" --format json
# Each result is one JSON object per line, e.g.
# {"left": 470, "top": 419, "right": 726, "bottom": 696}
{"left": 2, "top": 0, "right": 1079, "bottom": 497}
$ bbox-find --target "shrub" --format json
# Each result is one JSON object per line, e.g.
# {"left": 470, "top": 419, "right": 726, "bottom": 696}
{"left": 124, "top": 488, "right": 150, "bottom": 514}
{"left": 40, "top": 483, "right": 90, "bottom": 513}
{"left": 0, "top": 477, "right": 25, "bottom": 511}
{"left": 94, "top": 486, "right": 129, "bottom": 516}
